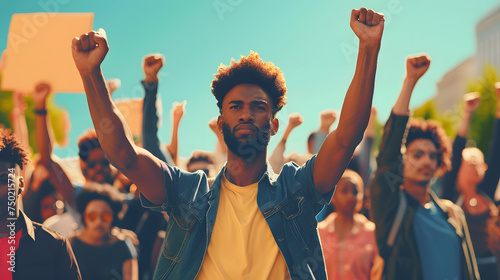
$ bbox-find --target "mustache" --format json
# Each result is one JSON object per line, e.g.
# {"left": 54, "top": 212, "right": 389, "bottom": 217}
{"left": 233, "top": 122, "right": 258, "bottom": 133}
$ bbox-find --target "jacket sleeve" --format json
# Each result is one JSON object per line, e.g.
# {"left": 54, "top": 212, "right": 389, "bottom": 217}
{"left": 478, "top": 118, "right": 500, "bottom": 199}
{"left": 142, "top": 81, "right": 174, "bottom": 165}
{"left": 441, "top": 135, "right": 467, "bottom": 201}
{"left": 370, "top": 112, "right": 408, "bottom": 256}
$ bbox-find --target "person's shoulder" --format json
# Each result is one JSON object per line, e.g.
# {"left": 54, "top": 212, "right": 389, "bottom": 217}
{"left": 354, "top": 213, "right": 376, "bottom": 232}
{"left": 318, "top": 212, "right": 336, "bottom": 230}
{"left": 32, "top": 221, "right": 69, "bottom": 244}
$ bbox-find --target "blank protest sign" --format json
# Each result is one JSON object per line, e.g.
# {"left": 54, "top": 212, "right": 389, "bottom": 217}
{"left": 1, "top": 13, "right": 94, "bottom": 93}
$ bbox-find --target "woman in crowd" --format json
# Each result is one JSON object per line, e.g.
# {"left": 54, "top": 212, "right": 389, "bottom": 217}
{"left": 70, "top": 184, "right": 138, "bottom": 280}
{"left": 318, "top": 169, "right": 383, "bottom": 280}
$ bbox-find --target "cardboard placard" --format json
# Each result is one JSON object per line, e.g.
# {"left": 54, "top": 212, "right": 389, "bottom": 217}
{"left": 1, "top": 13, "right": 94, "bottom": 93}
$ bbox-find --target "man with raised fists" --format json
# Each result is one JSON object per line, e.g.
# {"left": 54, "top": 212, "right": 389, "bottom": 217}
{"left": 72, "top": 8, "right": 384, "bottom": 280}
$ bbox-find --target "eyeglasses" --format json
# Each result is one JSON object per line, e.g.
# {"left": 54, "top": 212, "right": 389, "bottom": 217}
{"left": 86, "top": 158, "right": 110, "bottom": 169}
{"left": 86, "top": 211, "right": 113, "bottom": 222}
{"left": 407, "top": 150, "right": 441, "bottom": 160}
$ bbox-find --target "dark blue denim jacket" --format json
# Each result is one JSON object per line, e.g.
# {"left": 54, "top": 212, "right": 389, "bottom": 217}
{"left": 141, "top": 155, "right": 334, "bottom": 280}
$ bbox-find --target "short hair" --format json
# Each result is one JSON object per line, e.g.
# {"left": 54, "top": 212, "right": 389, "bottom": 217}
{"left": 340, "top": 169, "right": 364, "bottom": 190}
{"left": 211, "top": 51, "right": 287, "bottom": 116}
{"left": 0, "top": 128, "right": 30, "bottom": 169}
{"left": 404, "top": 118, "right": 451, "bottom": 174}
{"left": 187, "top": 153, "right": 214, "bottom": 168}
{"left": 75, "top": 183, "right": 123, "bottom": 227}
{"left": 77, "top": 129, "right": 101, "bottom": 161}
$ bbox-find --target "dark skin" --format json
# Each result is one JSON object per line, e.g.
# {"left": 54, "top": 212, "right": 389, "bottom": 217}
{"left": 71, "top": 8, "right": 384, "bottom": 204}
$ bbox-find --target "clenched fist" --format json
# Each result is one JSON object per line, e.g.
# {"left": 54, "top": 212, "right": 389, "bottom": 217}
{"left": 350, "top": 8, "right": 385, "bottom": 46}
{"left": 33, "top": 82, "right": 52, "bottom": 110}
{"left": 72, "top": 28, "right": 109, "bottom": 74}
{"left": 287, "top": 113, "right": 304, "bottom": 129}
{"left": 143, "top": 54, "right": 165, "bottom": 82}
{"left": 171, "top": 100, "right": 186, "bottom": 125}
{"left": 406, "top": 54, "right": 431, "bottom": 81}
{"left": 463, "top": 92, "right": 480, "bottom": 115}
{"left": 320, "top": 109, "right": 337, "bottom": 128}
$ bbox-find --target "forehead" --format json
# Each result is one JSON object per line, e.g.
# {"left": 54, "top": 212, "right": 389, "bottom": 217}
{"left": 87, "top": 147, "right": 106, "bottom": 161}
{"left": 337, "top": 176, "right": 362, "bottom": 192}
{"left": 407, "top": 139, "right": 438, "bottom": 151}
{"left": 85, "top": 199, "right": 112, "bottom": 213}
{"left": 222, "top": 84, "right": 270, "bottom": 106}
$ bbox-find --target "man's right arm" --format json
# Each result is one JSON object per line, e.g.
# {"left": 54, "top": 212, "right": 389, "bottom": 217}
{"left": 72, "top": 29, "right": 167, "bottom": 205}
{"left": 142, "top": 54, "right": 172, "bottom": 164}
{"left": 370, "top": 54, "right": 430, "bottom": 255}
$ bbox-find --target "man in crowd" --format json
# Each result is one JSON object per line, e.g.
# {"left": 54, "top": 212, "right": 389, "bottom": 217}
{"left": 370, "top": 54, "right": 480, "bottom": 279}
{"left": 71, "top": 7, "right": 384, "bottom": 279}
{"left": 0, "top": 128, "right": 81, "bottom": 279}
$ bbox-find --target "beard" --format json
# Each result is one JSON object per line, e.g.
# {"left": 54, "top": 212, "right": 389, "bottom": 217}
{"left": 222, "top": 122, "right": 272, "bottom": 161}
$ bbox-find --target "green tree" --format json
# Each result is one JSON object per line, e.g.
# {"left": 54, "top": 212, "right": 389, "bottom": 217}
{"left": 466, "top": 65, "right": 498, "bottom": 156}
{"left": 0, "top": 74, "right": 70, "bottom": 155}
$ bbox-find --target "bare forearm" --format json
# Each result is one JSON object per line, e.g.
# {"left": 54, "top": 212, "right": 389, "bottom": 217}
{"left": 167, "top": 121, "right": 180, "bottom": 164}
{"left": 10, "top": 109, "right": 30, "bottom": 152}
{"left": 457, "top": 111, "right": 473, "bottom": 137}
{"left": 314, "top": 44, "right": 380, "bottom": 193}
{"left": 34, "top": 101, "right": 53, "bottom": 164}
{"left": 281, "top": 125, "right": 295, "bottom": 144}
{"left": 80, "top": 68, "right": 137, "bottom": 169}
{"left": 336, "top": 44, "right": 380, "bottom": 147}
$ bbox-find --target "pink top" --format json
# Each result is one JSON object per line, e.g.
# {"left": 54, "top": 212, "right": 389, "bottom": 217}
{"left": 318, "top": 213, "right": 383, "bottom": 280}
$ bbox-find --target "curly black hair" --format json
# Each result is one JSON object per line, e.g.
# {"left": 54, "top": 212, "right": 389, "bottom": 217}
{"left": 211, "top": 51, "right": 287, "bottom": 116}
{"left": 404, "top": 118, "right": 451, "bottom": 176}
{"left": 0, "top": 128, "right": 30, "bottom": 169}
{"left": 75, "top": 183, "right": 124, "bottom": 227}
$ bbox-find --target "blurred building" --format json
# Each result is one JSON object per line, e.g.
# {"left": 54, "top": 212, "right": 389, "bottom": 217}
{"left": 434, "top": 5, "right": 500, "bottom": 112}
{"left": 476, "top": 4, "right": 500, "bottom": 73}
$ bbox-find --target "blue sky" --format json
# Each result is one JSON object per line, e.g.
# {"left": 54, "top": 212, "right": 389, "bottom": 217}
{"left": 1, "top": 0, "right": 500, "bottom": 159}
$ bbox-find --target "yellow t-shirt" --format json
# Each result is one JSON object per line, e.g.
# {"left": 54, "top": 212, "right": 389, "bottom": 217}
{"left": 196, "top": 175, "right": 290, "bottom": 280}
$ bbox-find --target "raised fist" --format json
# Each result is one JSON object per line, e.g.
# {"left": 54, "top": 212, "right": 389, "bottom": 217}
{"left": 72, "top": 28, "right": 109, "bottom": 74}
{"left": 171, "top": 100, "right": 186, "bottom": 125}
{"left": 107, "top": 78, "right": 121, "bottom": 95}
{"left": 350, "top": 8, "right": 385, "bottom": 46}
{"left": 320, "top": 109, "right": 337, "bottom": 127}
{"left": 143, "top": 54, "right": 164, "bottom": 82}
{"left": 288, "top": 113, "right": 304, "bottom": 129}
{"left": 12, "top": 91, "right": 27, "bottom": 111}
{"left": 463, "top": 92, "right": 480, "bottom": 114}
{"left": 33, "top": 82, "right": 52, "bottom": 109}
{"left": 406, "top": 54, "right": 431, "bottom": 81}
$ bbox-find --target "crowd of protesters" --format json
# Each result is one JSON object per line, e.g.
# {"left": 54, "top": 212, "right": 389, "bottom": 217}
{"left": 1, "top": 6, "right": 500, "bottom": 280}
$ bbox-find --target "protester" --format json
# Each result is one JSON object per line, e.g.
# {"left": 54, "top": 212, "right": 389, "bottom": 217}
{"left": 269, "top": 110, "right": 337, "bottom": 174}
{"left": 370, "top": 54, "right": 479, "bottom": 279}
{"left": 268, "top": 112, "right": 304, "bottom": 174}
{"left": 318, "top": 169, "right": 383, "bottom": 280}
{"left": 0, "top": 128, "right": 81, "bottom": 279}
{"left": 70, "top": 184, "right": 138, "bottom": 280}
{"left": 442, "top": 87, "right": 500, "bottom": 279}
{"left": 71, "top": 7, "right": 384, "bottom": 279}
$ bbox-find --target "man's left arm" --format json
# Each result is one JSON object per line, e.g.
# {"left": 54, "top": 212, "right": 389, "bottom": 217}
{"left": 314, "top": 8, "right": 384, "bottom": 194}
